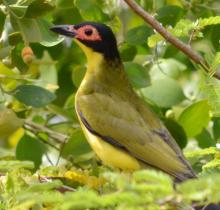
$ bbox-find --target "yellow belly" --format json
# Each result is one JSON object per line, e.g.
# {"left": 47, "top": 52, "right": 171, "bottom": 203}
{"left": 81, "top": 123, "right": 140, "bottom": 171}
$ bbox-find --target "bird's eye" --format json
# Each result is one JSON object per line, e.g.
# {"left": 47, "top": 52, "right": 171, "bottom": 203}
{"left": 84, "top": 29, "right": 93, "bottom": 36}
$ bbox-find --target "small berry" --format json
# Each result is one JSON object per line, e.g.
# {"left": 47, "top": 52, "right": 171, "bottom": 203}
{"left": 21, "top": 46, "right": 34, "bottom": 64}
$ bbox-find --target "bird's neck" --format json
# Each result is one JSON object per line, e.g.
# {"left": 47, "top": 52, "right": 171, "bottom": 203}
{"left": 87, "top": 50, "right": 104, "bottom": 72}
{"left": 78, "top": 50, "right": 129, "bottom": 95}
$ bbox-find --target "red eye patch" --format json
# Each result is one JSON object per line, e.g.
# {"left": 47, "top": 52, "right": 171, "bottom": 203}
{"left": 75, "top": 25, "right": 102, "bottom": 41}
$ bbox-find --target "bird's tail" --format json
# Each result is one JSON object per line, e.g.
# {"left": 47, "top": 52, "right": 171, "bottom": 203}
{"left": 174, "top": 171, "right": 197, "bottom": 183}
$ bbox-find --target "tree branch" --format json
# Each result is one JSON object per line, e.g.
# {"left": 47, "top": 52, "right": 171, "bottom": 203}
{"left": 123, "top": 0, "right": 220, "bottom": 80}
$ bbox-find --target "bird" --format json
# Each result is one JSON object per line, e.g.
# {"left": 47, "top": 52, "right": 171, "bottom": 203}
{"left": 50, "top": 22, "right": 196, "bottom": 183}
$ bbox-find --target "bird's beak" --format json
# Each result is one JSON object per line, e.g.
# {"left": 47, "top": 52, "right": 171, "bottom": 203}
{"left": 50, "top": 25, "right": 77, "bottom": 38}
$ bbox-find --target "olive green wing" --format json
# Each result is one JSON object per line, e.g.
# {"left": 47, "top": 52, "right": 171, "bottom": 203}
{"left": 76, "top": 92, "right": 195, "bottom": 181}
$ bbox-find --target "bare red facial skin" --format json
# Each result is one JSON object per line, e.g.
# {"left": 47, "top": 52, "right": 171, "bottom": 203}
{"left": 75, "top": 25, "right": 102, "bottom": 41}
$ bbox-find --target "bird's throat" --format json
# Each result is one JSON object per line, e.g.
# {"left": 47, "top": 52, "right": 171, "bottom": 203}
{"left": 75, "top": 39, "right": 128, "bottom": 96}
{"left": 75, "top": 39, "right": 103, "bottom": 70}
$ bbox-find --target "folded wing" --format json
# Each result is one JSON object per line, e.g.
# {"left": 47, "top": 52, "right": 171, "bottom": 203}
{"left": 76, "top": 92, "right": 196, "bottom": 181}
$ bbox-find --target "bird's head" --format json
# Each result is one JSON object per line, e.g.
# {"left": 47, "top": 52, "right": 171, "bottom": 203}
{"left": 50, "top": 22, "right": 120, "bottom": 62}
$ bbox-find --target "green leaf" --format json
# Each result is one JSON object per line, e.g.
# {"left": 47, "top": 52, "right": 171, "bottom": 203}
{"left": 56, "top": 0, "right": 74, "bottom": 8}
{"left": 0, "top": 148, "right": 14, "bottom": 160}
{"left": 124, "top": 62, "right": 150, "bottom": 89}
{"left": 150, "top": 58, "right": 186, "bottom": 81}
{"left": 11, "top": 42, "right": 28, "bottom": 71}
{"left": 9, "top": 5, "right": 28, "bottom": 18}
{"left": 0, "top": 46, "right": 11, "bottom": 60}
{"left": 16, "top": 134, "right": 46, "bottom": 169}
{"left": 0, "top": 160, "right": 34, "bottom": 171}
{"left": 63, "top": 94, "right": 78, "bottom": 121}
{"left": 164, "top": 118, "right": 187, "bottom": 149}
{"left": 178, "top": 100, "right": 211, "bottom": 137}
{"left": 211, "top": 25, "right": 220, "bottom": 51}
{"left": 125, "top": 25, "right": 152, "bottom": 45}
{"left": 25, "top": 0, "right": 55, "bottom": 18}
{"left": 202, "top": 159, "right": 220, "bottom": 170}
{"left": 37, "top": 52, "right": 58, "bottom": 89}
{"left": 26, "top": 180, "right": 63, "bottom": 192}
{"left": 141, "top": 78, "right": 185, "bottom": 108}
{"left": 0, "top": 9, "right": 6, "bottom": 35}
{"left": 74, "top": 0, "right": 109, "bottom": 22}
{"left": 119, "top": 44, "right": 137, "bottom": 62}
{"left": 72, "top": 65, "right": 86, "bottom": 88}
{"left": 5, "top": 0, "right": 35, "bottom": 18}
{"left": 0, "top": 108, "right": 23, "bottom": 139}
{"left": 13, "top": 85, "right": 56, "bottom": 108}
{"left": 213, "top": 117, "right": 220, "bottom": 141}
{"left": 148, "top": 19, "right": 194, "bottom": 48}
{"left": 208, "top": 52, "right": 220, "bottom": 76}
{"left": 200, "top": 74, "right": 220, "bottom": 117}
{"left": 148, "top": 33, "right": 163, "bottom": 48}
{"left": 11, "top": 17, "right": 63, "bottom": 46}
{"left": 8, "top": 32, "right": 23, "bottom": 45}
{"left": 178, "top": 174, "right": 220, "bottom": 203}
{"left": 199, "top": 16, "right": 220, "bottom": 29}
{"left": 61, "top": 129, "right": 92, "bottom": 160}
{"left": 39, "top": 19, "right": 64, "bottom": 47}
{"left": 15, "top": 18, "right": 42, "bottom": 42}
{"left": 196, "top": 129, "right": 216, "bottom": 148}
{"left": 185, "top": 147, "right": 217, "bottom": 159}
{"left": 157, "top": 5, "right": 185, "bottom": 26}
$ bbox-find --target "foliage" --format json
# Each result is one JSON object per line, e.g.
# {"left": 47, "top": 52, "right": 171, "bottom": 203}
{"left": 0, "top": 0, "right": 220, "bottom": 209}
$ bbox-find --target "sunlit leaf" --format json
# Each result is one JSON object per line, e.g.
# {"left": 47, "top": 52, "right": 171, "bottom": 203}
{"left": 0, "top": 160, "right": 34, "bottom": 171}
{"left": 38, "top": 19, "right": 64, "bottom": 47}
{"left": 3, "top": 0, "right": 34, "bottom": 18}
{"left": 37, "top": 52, "right": 58, "bottom": 90}
{"left": 150, "top": 58, "right": 186, "bottom": 81}
{"left": 9, "top": 5, "right": 28, "bottom": 18}
{"left": 16, "top": 18, "right": 42, "bottom": 42}
{"left": 178, "top": 100, "right": 211, "bottom": 137}
{"left": 141, "top": 78, "right": 185, "bottom": 108}
{"left": 202, "top": 159, "right": 220, "bottom": 170}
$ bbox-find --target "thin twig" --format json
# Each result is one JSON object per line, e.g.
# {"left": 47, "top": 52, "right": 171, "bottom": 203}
{"left": 24, "top": 120, "right": 68, "bottom": 144}
{"left": 0, "top": 74, "right": 36, "bottom": 82}
{"left": 37, "top": 136, "right": 60, "bottom": 151}
{"left": 123, "top": 0, "right": 220, "bottom": 80}
{"left": 38, "top": 175, "right": 76, "bottom": 193}
{"left": 188, "top": 29, "right": 196, "bottom": 46}
{"left": 45, "top": 153, "right": 54, "bottom": 166}
{"left": 55, "top": 137, "right": 68, "bottom": 166}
